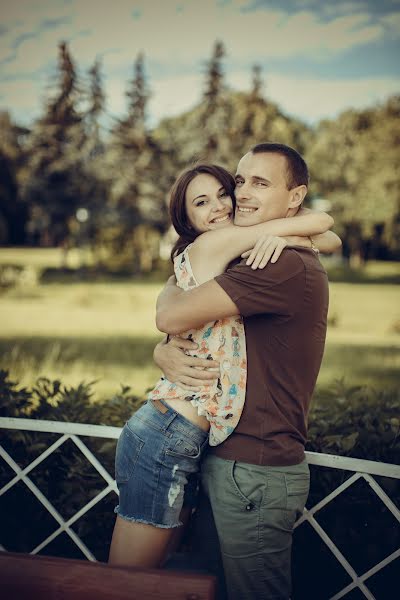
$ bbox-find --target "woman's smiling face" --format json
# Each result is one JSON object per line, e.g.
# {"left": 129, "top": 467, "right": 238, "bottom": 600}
{"left": 185, "top": 173, "right": 234, "bottom": 234}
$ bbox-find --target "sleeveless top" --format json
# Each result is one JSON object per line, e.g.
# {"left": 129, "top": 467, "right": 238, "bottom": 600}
{"left": 148, "top": 244, "right": 247, "bottom": 446}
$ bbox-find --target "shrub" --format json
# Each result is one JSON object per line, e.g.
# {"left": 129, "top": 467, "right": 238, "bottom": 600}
{"left": 0, "top": 371, "right": 399, "bottom": 583}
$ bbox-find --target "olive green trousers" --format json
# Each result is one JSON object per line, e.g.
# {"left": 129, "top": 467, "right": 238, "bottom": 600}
{"left": 201, "top": 454, "right": 310, "bottom": 600}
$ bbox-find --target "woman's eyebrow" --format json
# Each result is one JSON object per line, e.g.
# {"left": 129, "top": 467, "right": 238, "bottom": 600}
{"left": 192, "top": 194, "right": 207, "bottom": 203}
{"left": 192, "top": 186, "right": 225, "bottom": 202}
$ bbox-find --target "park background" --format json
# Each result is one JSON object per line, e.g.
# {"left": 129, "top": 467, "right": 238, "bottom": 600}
{"left": 0, "top": 0, "right": 399, "bottom": 403}
{"left": 0, "top": 1, "right": 399, "bottom": 594}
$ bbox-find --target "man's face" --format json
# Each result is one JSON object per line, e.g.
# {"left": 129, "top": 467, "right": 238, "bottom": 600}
{"left": 234, "top": 152, "right": 294, "bottom": 226}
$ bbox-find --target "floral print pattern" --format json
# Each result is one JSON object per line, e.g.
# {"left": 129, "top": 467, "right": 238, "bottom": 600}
{"left": 148, "top": 244, "right": 247, "bottom": 446}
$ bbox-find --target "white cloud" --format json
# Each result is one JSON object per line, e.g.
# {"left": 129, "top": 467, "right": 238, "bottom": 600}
{"left": 0, "top": 0, "right": 398, "bottom": 126}
{"left": 0, "top": 1, "right": 390, "bottom": 76}
{"left": 380, "top": 11, "right": 400, "bottom": 34}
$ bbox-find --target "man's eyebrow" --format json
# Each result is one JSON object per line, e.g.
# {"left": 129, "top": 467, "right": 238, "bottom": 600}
{"left": 253, "top": 175, "right": 271, "bottom": 184}
{"left": 235, "top": 174, "right": 271, "bottom": 184}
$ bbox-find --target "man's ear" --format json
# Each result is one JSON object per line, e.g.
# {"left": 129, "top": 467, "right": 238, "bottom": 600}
{"left": 288, "top": 185, "right": 307, "bottom": 208}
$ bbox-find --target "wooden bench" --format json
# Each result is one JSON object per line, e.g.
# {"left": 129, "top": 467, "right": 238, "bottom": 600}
{"left": 0, "top": 552, "right": 216, "bottom": 600}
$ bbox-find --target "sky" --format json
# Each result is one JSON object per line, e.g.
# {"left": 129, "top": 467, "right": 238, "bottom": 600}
{"left": 0, "top": 0, "right": 399, "bottom": 128}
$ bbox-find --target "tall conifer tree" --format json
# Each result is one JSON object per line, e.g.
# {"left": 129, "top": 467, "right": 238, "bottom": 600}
{"left": 200, "top": 40, "right": 231, "bottom": 161}
{"left": 23, "top": 41, "right": 90, "bottom": 246}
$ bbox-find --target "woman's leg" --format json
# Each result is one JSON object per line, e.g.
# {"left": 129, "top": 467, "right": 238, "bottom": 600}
{"left": 109, "top": 515, "right": 175, "bottom": 568}
{"left": 110, "top": 401, "right": 208, "bottom": 568}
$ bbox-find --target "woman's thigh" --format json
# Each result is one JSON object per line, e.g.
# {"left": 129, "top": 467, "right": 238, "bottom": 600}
{"left": 114, "top": 400, "right": 209, "bottom": 529}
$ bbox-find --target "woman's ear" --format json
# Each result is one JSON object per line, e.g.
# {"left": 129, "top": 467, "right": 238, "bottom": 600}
{"left": 289, "top": 185, "right": 307, "bottom": 208}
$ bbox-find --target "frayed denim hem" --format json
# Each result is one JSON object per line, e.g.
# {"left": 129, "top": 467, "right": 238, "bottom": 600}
{"left": 114, "top": 506, "right": 182, "bottom": 529}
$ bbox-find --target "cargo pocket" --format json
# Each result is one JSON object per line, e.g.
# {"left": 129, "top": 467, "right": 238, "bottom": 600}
{"left": 284, "top": 473, "right": 310, "bottom": 528}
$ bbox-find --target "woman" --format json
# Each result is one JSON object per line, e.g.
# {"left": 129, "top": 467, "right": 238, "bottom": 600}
{"left": 109, "top": 163, "right": 339, "bottom": 569}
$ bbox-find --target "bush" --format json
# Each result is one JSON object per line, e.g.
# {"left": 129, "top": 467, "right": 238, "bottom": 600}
{"left": 0, "top": 370, "right": 143, "bottom": 561}
{"left": 308, "top": 379, "right": 400, "bottom": 464}
{"left": 0, "top": 371, "right": 399, "bottom": 588}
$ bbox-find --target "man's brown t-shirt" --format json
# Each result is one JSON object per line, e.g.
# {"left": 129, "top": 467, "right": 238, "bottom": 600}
{"left": 212, "top": 247, "right": 329, "bottom": 466}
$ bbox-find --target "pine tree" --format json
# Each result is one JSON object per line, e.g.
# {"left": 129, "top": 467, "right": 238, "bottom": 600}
{"left": 110, "top": 53, "right": 151, "bottom": 213}
{"left": 0, "top": 112, "right": 30, "bottom": 244}
{"left": 45, "top": 41, "right": 81, "bottom": 130}
{"left": 126, "top": 53, "right": 149, "bottom": 132}
{"left": 22, "top": 41, "right": 94, "bottom": 246}
{"left": 250, "top": 64, "right": 263, "bottom": 101}
{"left": 200, "top": 40, "right": 231, "bottom": 162}
{"left": 203, "top": 40, "right": 225, "bottom": 111}
{"left": 240, "top": 64, "right": 266, "bottom": 140}
{"left": 104, "top": 53, "right": 165, "bottom": 271}
{"left": 85, "top": 57, "right": 105, "bottom": 155}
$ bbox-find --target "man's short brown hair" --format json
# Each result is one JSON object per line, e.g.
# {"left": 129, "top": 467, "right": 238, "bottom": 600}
{"left": 250, "top": 142, "right": 309, "bottom": 189}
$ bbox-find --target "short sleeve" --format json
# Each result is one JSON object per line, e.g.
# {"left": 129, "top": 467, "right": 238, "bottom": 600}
{"left": 215, "top": 250, "right": 305, "bottom": 317}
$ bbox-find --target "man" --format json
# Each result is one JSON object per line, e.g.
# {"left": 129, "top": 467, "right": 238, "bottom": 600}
{"left": 155, "top": 143, "right": 330, "bottom": 599}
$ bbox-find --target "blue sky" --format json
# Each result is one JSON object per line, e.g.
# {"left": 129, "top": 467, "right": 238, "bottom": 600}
{"left": 0, "top": 0, "right": 399, "bottom": 127}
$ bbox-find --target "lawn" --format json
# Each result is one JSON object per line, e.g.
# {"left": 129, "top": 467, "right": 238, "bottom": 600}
{"left": 0, "top": 249, "right": 399, "bottom": 401}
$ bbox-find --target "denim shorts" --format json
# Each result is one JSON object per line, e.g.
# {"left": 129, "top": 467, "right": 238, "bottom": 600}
{"left": 114, "top": 398, "right": 209, "bottom": 528}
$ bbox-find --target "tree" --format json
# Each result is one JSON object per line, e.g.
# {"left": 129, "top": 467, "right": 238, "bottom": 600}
{"left": 307, "top": 95, "right": 400, "bottom": 259}
{"left": 109, "top": 52, "right": 158, "bottom": 223}
{"left": 22, "top": 41, "right": 88, "bottom": 246}
{"left": 198, "top": 40, "right": 232, "bottom": 162}
{"left": 154, "top": 59, "right": 310, "bottom": 179}
{"left": 226, "top": 65, "right": 310, "bottom": 168}
{"left": 203, "top": 40, "right": 226, "bottom": 110}
{"left": 0, "top": 112, "right": 30, "bottom": 244}
{"left": 85, "top": 57, "right": 106, "bottom": 158}
{"left": 103, "top": 53, "right": 166, "bottom": 271}
{"left": 250, "top": 64, "right": 263, "bottom": 101}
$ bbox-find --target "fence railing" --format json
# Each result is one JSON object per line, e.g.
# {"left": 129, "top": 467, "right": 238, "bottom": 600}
{"left": 1, "top": 416, "right": 399, "bottom": 600}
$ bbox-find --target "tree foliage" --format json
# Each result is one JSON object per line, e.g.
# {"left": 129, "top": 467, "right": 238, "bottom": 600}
{"left": 1, "top": 41, "right": 399, "bottom": 264}
{"left": 0, "top": 112, "right": 30, "bottom": 244}
{"left": 21, "top": 42, "right": 88, "bottom": 245}
{"left": 307, "top": 96, "right": 400, "bottom": 255}
{"left": 103, "top": 53, "right": 166, "bottom": 271}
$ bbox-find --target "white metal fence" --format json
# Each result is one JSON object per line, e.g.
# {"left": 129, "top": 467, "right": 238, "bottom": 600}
{"left": 1, "top": 416, "right": 399, "bottom": 599}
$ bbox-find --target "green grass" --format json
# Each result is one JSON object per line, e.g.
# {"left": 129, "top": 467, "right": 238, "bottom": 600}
{"left": 0, "top": 281, "right": 164, "bottom": 399}
{"left": 1, "top": 249, "right": 399, "bottom": 400}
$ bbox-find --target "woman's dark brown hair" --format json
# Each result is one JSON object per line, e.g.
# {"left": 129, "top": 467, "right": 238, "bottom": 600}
{"left": 169, "top": 163, "right": 236, "bottom": 261}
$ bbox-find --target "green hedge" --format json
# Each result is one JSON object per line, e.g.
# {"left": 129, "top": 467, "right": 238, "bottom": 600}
{"left": 0, "top": 371, "right": 399, "bottom": 597}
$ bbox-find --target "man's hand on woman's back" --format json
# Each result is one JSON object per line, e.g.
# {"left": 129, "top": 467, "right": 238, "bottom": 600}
{"left": 153, "top": 336, "right": 220, "bottom": 391}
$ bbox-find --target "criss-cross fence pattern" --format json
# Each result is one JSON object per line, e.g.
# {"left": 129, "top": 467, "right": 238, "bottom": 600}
{"left": 0, "top": 417, "right": 399, "bottom": 599}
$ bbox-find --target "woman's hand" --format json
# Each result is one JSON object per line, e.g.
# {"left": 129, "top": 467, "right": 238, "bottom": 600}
{"left": 241, "top": 235, "right": 288, "bottom": 269}
{"left": 153, "top": 336, "right": 220, "bottom": 391}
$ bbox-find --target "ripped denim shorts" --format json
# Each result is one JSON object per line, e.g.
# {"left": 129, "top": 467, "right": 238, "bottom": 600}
{"left": 114, "top": 398, "right": 209, "bottom": 528}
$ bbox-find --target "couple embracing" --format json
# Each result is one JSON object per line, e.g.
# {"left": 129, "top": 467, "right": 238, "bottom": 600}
{"left": 109, "top": 143, "right": 339, "bottom": 600}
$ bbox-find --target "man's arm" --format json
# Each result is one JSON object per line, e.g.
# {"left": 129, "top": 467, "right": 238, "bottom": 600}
{"left": 156, "top": 276, "right": 239, "bottom": 335}
{"left": 157, "top": 251, "right": 304, "bottom": 335}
